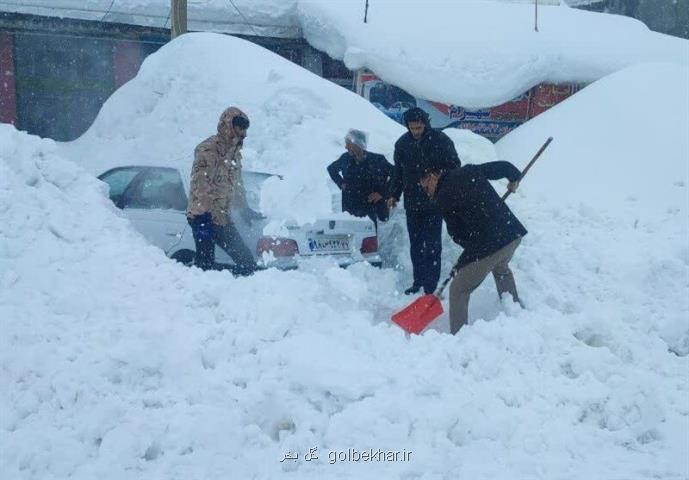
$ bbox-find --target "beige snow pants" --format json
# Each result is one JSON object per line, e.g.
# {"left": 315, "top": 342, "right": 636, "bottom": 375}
{"left": 449, "top": 237, "right": 522, "bottom": 334}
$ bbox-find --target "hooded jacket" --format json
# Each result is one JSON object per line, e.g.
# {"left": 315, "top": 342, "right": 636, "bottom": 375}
{"left": 389, "top": 111, "right": 461, "bottom": 212}
{"left": 187, "top": 107, "right": 249, "bottom": 225}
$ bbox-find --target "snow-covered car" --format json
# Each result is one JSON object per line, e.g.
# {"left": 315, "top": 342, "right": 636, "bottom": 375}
{"left": 97, "top": 165, "right": 381, "bottom": 270}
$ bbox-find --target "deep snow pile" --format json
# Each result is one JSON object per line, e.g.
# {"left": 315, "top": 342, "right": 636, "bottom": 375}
{"left": 496, "top": 63, "right": 689, "bottom": 217}
{"left": 3, "top": 121, "right": 688, "bottom": 479}
{"left": 492, "top": 62, "right": 689, "bottom": 359}
{"left": 57, "top": 33, "right": 407, "bottom": 225}
{"left": 492, "top": 62, "right": 689, "bottom": 353}
{"left": 298, "top": 0, "right": 689, "bottom": 108}
{"left": 0, "top": 124, "right": 396, "bottom": 479}
{"left": 54, "top": 31, "right": 496, "bottom": 272}
{"left": 3, "top": 33, "right": 688, "bottom": 480}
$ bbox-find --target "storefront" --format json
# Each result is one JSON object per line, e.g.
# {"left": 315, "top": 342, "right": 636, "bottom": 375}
{"left": 0, "top": 11, "right": 352, "bottom": 141}
{"left": 356, "top": 70, "right": 585, "bottom": 141}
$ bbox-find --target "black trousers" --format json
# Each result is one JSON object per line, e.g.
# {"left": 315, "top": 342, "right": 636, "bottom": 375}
{"left": 366, "top": 200, "right": 389, "bottom": 230}
{"left": 188, "top": 213, "right": 257, "bottom": 276}
{"left": 406, "top": 210, "right": 443, "bottom": 293}
{"left": 347, "top": 199, "right": 389, "bottom": 230}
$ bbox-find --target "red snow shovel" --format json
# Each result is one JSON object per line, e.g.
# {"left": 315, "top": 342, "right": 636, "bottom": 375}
{"left": 392, "top": 137, "right": 553, "bottom": 334}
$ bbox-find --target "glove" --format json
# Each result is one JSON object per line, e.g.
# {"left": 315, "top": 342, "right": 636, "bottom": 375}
{"left": 368, "top": 192, "right": 383, "bottom": 203}
{"left": 190, "top": 213, "right": 214, "bottom": 240}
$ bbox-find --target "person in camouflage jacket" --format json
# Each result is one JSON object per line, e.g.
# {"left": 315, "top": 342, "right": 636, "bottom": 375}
{"left": 186, "top": 106, "right": 262, "bottom": 274}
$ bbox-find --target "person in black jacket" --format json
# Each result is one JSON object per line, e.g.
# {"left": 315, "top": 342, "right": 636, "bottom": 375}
{"left": 419, "top": 162, "right": 527, "bottom": 334}
{"left": 387, "top": 107, "right": 461, "bottom": 295}
{"left": 327, "top": 129, "right": 393, "bottom": 226}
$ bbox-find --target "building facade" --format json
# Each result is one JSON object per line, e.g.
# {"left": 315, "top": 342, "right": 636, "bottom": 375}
{"left": 0, "top": 10, "right": 352, "bottom": 141}
{"left": 5, "top": 0, "right": 678, "bottom": 143}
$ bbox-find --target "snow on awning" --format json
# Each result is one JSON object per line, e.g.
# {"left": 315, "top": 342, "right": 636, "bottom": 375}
{"left": 0, "top": 0, "right": 302, "bottom": 38}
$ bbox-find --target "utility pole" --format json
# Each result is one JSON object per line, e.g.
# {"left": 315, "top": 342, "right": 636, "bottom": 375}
{"left": 171, "top": 0, "right": 187, "bottom": 38}
{"left": 364, "top": 0, "right": 369, "bottom": 23}
{"left": 534, "top": 0, "right": 539, "bottom": 32}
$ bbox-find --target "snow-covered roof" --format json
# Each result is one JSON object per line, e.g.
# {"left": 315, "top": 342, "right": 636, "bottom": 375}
{"left": 563, "top": 0, "right": 605, "bottom": 6}
{"left": 0, "top": 0, "right": 301, "bottom": 38}
{"left": 0, "top": 0, "right": 577, "bottom": 39}
{"left": 5, "top": 0, "right": 684, "bottom": 110}
{"left": 299, "top": 0, "right": 689, "bottom": 108}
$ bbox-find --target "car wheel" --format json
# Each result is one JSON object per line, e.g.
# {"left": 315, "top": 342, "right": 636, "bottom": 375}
{"left": 171, "top": 249, "right": 195, "bottom": 266}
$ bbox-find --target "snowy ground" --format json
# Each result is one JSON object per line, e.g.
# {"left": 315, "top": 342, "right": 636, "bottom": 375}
{"left": 2, "top": 25, "right": 688, "bottom": 480}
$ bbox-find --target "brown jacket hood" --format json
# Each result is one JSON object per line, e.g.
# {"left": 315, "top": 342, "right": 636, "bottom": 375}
{"left": 217, "top": 106, "right": 249, "bottom": 145}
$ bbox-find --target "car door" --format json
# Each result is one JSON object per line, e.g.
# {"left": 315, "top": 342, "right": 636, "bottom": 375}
{"left": 118, "top": 167, "right": 190, "bottom": 254}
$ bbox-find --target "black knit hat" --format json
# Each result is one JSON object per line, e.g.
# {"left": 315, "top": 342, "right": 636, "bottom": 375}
{"left": 403, "top": 107, "right": 430, "bottom": 126}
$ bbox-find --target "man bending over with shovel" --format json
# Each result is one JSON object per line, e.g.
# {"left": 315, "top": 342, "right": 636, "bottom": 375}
{"left": 419, "top": 161, "right": 527, "bottom": 334}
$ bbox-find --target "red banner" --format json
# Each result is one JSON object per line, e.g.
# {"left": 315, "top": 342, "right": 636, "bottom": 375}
{"left": 0, "top": 33, "right": 17, "bottom": 125}
{"left": 529, "top": 83, "right": 582, "bottom": 117}
{"left": 113, "top": 41, "right": 142, "bottom": 89}
{"left": 356, "top": 71, "right": 585, "bottom": 140}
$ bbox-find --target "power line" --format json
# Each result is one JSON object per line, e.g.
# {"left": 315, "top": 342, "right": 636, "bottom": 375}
{"left": 0, "top": 1, "right": 296, "bottom": 31}
{"left": 0, "top": 1, "right": 163, "bottom": 18}
{"left": 226, "top": 0, "right": 261, "bottom": 37}
{"left": 100, "top": 0, "right": 116, "bottom": 22}
{"left": 164, "top": 4, "right": 171, "bottom": 29}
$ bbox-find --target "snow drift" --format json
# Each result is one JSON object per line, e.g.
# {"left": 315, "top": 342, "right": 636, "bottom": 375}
{"left": 3, "top": 122, "right": 688, "bottom": 479}
{"left": 58, "top": 33, "right": 408, "bottom": 225}
{"left": 497, "top": 62, "right": 689, "bottom": 217}
{"left": 2, "top": 30, "right": 688, "bottom": 480}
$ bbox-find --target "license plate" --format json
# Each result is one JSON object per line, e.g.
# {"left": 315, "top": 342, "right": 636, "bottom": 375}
{"left": 307, "top": 235, "right": 351, "bottom": 253}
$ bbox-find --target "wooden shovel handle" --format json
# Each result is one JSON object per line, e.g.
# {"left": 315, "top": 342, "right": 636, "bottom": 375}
{"left": 501, "top": 136, "right": 553, "bottom": 201}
